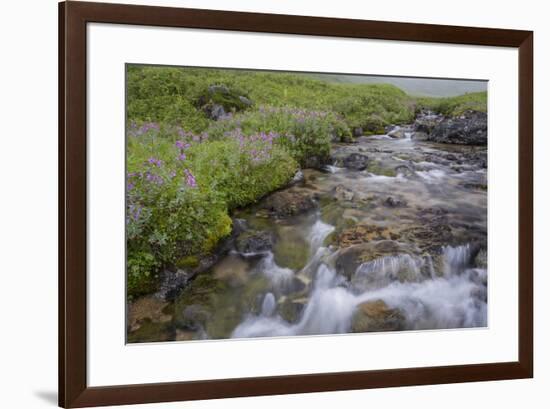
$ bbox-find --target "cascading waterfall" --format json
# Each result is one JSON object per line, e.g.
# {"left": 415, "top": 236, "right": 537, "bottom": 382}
{"left": 442, "top": 243, "right": 472, "bottom": 277}
{"left": 355, "top": 253, "right": 423, "bottom": 283}
{"left": 307, "top": 218, "right": 335, "bottom": 254}
{"left": 261, "top": 293, "right": 277, "bottom": 317}
{"left": 232, "top": 242, "right": 487, "bottom": 338}
{"left": 256, "top": 252, "right": 295, "bottom": 292}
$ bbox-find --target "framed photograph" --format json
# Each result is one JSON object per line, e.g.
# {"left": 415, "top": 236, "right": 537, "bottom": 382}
{"left": 59, "top": 1, "right": 533, "bottom": 407}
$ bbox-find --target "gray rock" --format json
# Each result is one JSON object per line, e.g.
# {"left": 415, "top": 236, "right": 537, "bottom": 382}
{"left": 238, "top": 95, "right": 253, "bottom": 107}
{"left": 205, "top": 103, "right": 226, "bottom": 120}
{"left": 235, "top": 231, "right": 274, "bottom": 255}
{"left": 155, "top": 269, "right": 190, "bottom": 301}
{"left": 384, "top": 196, "right": 407, "bottom": 208}
{"left": 289, "top": 170, "right": 305, "bottom": 185}
{"left": 335, "top": 240, "right": 417, "bottom": 279}
{"left": 207, "top": 84, "right": 230, "bottom": 95}
{"left": 412, "top": 131, "right": 429, "bottom": 141}
{"left": 353, "top": 127, "right": 363, "bottom": 137}
{"left": 342, "top": 153, "right": 369, "bottom": 171}
{"left": 414, "top": 112, "right": 444, "bottom": 134}
{"left": 428, "top": 111, "right": 487, "bottom": 145}
{"left": 262, "top": 190, "right": 318, "bottom": 218}
{"left": 333, "top": 184, "right": 355, "bottom": 201}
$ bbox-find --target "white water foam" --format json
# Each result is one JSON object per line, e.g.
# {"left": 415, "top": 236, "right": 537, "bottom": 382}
{"left": 416, "top": 169, "right": 447, "bottom": 182}
{"left": 256, "top": 252, "right": 295, "bottom": 291}
{"left": 307, "top": 219, "right": 335, "bottom": 253}
{"left": 232, "top": 244, "right": 487, "bottom": 338}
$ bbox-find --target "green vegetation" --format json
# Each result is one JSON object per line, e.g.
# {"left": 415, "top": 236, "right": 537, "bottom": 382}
{"left": 416, "top": 91, "right": 487, "bottom": 116}
{"left": 126, "top": 65, "right": 487, "bottom": 299}
{"left": 127, "top": 66, "right": 416, "bottom": 134}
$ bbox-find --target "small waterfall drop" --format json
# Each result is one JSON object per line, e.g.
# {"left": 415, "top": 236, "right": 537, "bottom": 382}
{"left": 307, "top": 219, "right": 335, "bottom": 253}
{"left": 256, "top": 252, "right": 295, "bottom": 291}
{"left": 261, "top": 292, "right": 277, "bottom": 317}
{"left": 442, "top": 244, "right": 472, "bottom": 276}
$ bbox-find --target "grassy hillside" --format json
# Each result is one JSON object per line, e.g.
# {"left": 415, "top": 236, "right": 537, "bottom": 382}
{"left": 306, "top": 73, "right": 487, "bottom": 97}
{"left": 127, "top": 65, "right": 416, "bottom": 134}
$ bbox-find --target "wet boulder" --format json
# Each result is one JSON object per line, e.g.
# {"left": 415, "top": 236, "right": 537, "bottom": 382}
{"left": 351, "top": 300, "right": 406, "bottom": 332}
{"left": 235, "top": 230, "right": 274, "bottom": 255}
{"left": 262, "top": 190, "right": 318, "bottom": 218}
{"left": 414, "top": 111, "right": 444, "bottom": 134}
{"left": 155, "top": 268, "right": 190, "bottom": 301}
{"left": 335, "top": 240, "right": 416, "bottom": 279}
{"left": 303, "top": 155, "right": 329, "bottom": 170}
{"left": 342, "top": 153, "right": 369, "bottom": 171}
{"left": 337, "top": 224, "right": 401, "bottom": 248}
{"left": 428, "top": 110, "right": 487, "bottom": 145}
{"left": 332, "top": 184, "right": 355, "bottom": 201}
{"left": 279, "top": 296, "right": 307, "bottom": 323}
{"left": 411, "top": 131, "right": 429, "bottom": 141}
{"left": 384, "top": 196, "right": 407, "bottom": 208}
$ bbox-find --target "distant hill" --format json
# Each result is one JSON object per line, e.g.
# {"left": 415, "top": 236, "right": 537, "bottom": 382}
{"left": 306, "top": 73, "right": 487, "bottom": 97}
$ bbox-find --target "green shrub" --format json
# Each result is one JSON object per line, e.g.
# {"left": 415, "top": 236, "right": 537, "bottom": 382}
{"left": 188, "top": 138, "right": 298, "bottom": 208}
{"left": 416, "top": 92, "right": 487, "bottom": 116}
{"left": 126, "top": 125, "right": 297, "bottom": 298}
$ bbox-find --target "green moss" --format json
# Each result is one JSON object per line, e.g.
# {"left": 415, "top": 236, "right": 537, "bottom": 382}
{"left": 273, "top": 238, "right": 310, "bottom": 270}
{"left": 127, "top": 319, "right": 174, "bottom": 343}
{"left": 366, "top": 161, "right": 397, "bottom": 177}
{"left": 202, "top": 213, "right": 233, "bottom": 253}
{"left": 176, "top": 255, "right": 200, "bottom": 269}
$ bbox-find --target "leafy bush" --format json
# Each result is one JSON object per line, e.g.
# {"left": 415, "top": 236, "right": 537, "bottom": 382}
{"left": 126, "top": 125, "right": 297, "bottom": 298}
{"left": 189, "top": 138, "right": 298, "bottom": 208}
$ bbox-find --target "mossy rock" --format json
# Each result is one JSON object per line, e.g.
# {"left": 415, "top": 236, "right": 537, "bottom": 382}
{"left": 127, "top": 318, "right": 174, "bottom": 343}
{"left": 197, "top": 84, "right": 252, "bottom": 113}
{"left": 351, "top": 300, "right": 406, "bottom": 333}
{"left": 175, "top": 255, "right": 200, "bottom": 269}
{"left": 273, "top": 225, "right": 310, "bottom": 270}
{"left": 279, "top": 296, "right": 307, "bottom": 323}
{"left": 202, "top": 212, "right": 232, "bottom": 253}
{"left": 366, "top": 161, "right": 397, "bottom": 177}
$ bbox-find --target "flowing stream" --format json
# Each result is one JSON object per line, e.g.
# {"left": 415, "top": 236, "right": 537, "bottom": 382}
{"left": 129, "top": 133, "right": 488, "bottom": 342}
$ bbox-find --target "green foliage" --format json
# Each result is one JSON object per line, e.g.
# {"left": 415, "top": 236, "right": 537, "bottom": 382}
{"left": 416, "top": 92, "right": 487, "bottom": 116}
{"left": 188, "top": 139, "right": 298, "bottom": 208}
{"left": 126, "top": 65, "right": 416, "bottom": 132}
{"left": 126, "top": 124, "right": 297, "bottom": 299}
{"left": 206, "top": 107, "right": 350, "bottom": 166}
{"left": 125, "top": 65, "right": 486, "bottom": 299}
{"left": 332, "top": 84, "right": 415, "bottom": 132}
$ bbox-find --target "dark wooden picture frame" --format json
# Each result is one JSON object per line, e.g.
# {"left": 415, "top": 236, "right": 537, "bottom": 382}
{"left": 59, "top": 1, "right": 533, "bottom": 407}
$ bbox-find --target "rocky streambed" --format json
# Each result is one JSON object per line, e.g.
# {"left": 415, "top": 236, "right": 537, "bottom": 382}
{"left": 128, "top": 114, "right": 488, "bottom": 343}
